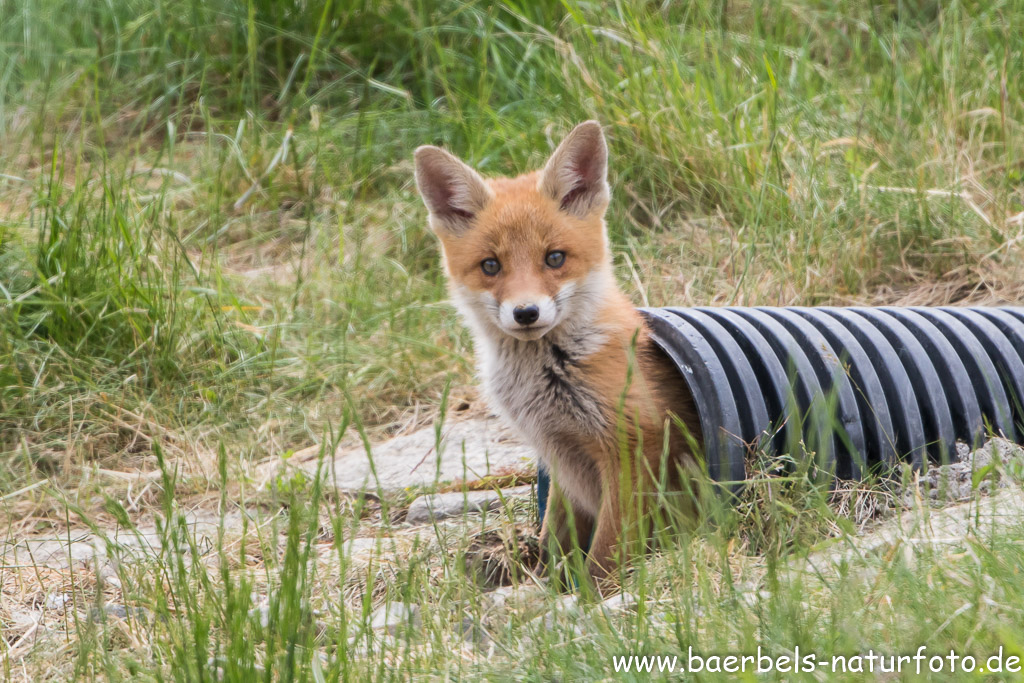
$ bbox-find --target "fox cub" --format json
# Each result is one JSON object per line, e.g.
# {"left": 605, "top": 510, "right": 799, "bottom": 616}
{"left": 413, "top": 121, "right": 700, "bottom": 589}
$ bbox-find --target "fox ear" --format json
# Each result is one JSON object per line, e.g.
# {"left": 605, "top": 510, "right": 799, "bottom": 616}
{"left": 539, "top": 120, "right": 609, "bottom": 218}
{"left": 414, "top": 146, "right": 492, "bottom": 234}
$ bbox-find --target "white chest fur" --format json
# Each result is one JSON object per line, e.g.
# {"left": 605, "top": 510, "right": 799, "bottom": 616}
{"left": 480, "top": 332, "right": 607, "bottom": 439}
{"left": 476, "top": 331, "right": 610, "bottom": 516}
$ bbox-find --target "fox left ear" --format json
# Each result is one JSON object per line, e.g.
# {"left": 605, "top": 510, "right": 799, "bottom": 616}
{"left": 539, "top": 120, "right": 610, "bottom": 218}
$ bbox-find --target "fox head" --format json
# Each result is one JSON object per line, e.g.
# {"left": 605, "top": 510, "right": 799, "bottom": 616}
{"left": 414, "top": 121, "right": 614, "bottom": 342}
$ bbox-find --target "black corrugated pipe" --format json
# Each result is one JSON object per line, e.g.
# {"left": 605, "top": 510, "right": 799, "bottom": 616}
{"left": 536, "top": 306, "right": 1024, "bottom": 522}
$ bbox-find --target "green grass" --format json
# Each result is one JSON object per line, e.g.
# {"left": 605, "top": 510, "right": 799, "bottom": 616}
{"left": 1, "top": 0, "right": 1023, "bottom": 679}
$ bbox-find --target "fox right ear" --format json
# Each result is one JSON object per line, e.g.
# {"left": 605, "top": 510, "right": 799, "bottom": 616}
{"left": 539, "top": 120, "right": 610, "bottom": 218}
{"left": 414, "top": 146, "right": 492, "bottom": 234}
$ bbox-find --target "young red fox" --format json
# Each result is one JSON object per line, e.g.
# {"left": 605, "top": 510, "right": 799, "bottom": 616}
{"left": 413, "top": 121, "right": 701, "bottom": 590}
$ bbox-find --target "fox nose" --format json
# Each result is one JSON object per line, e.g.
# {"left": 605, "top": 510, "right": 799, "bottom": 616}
{"left": 512, "top": 304, "right": 540, "bottom": 326}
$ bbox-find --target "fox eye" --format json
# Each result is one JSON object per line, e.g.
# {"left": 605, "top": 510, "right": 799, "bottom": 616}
{"left": 481, "top": 258, "right": 501, "bottom": 276}
{"left": 545, "top": 251, "right": 566, "bottom": 269}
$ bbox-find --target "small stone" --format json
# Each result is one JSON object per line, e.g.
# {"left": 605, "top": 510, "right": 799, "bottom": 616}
{"left": 104, "top": 604, "right": 130, "bottom": 620}
{"left": 369, "top": 602, "right": 420, "bottom": 634}
{"left": 460, "top": 616, "right": 492, "bottom": 649}
{"left": 97, "top": 563, "right": 122, "bottom": 589}
{"left": 484, "top": 583, "right": 546, "bottom": 611}
{"left": 555, "top": 593, "right": 580, "bottom": 613}
{"left": 738, "top": 590, "right": 773, "bottom": 609}
{"left": 342, "top": 537, "right": 382, "bottom": 555}
{"left": 89, "top": 604, "right": 152, "bottom": 622}
{"left": 249, "top": 605, "right": 271, "bottom": 628}
{"left": 533, "top": 610, "right": 586, "bottom": 635}
{"left": 207, "top": 657, "right": 265, "bottom": 679}
{"left": 406, "top": 486, "right": 531, "bottom": 525}
{"left": 596, "top": 591, "right": 637, "bottom": 614}
{"left": 911, "top": 438, "right": 1024, "bottom": 504}
{"left": 44, "top": 593, "right": 72, "bottom": 611}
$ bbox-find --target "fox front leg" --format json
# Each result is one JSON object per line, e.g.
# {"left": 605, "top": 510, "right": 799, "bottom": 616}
{"left": 585, "top": 486, "right": 627, "bottom": 595}
{"left": 538, "top": 483, "right": 594, "bottom": 578}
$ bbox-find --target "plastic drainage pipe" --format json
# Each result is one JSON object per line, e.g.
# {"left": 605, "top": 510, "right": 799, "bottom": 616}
{"left": 535, "top": 306, "right": 1024, "bottom": 524}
